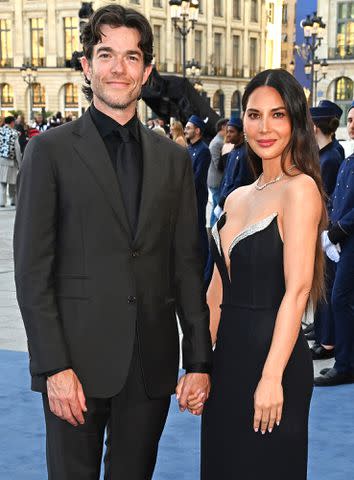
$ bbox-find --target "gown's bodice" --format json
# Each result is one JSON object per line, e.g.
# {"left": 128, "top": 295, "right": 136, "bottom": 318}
{"left": 211, "top": 212, "right": 285, "bottom": 310}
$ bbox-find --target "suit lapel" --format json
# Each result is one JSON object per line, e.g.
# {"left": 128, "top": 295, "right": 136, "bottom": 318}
{"left": 133, "top": 124, "right": 163, "bottom": 244}
{"left": 72, "top": 111, "right": 132, "bottom": 238}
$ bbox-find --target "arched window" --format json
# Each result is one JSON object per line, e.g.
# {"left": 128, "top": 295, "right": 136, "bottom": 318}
{"left": 32, "top": 83, "right": 46, "bottom": 109}
{"left": 231, "top": 91, "right": 241, "bottom": 118}
{"left": 213, "top": 89, "right": 225, "bottom": 117}
{"left": 335, "top": 76, "right": 353, "bottom": 126}
{"left": 64, "top": 83, "right": 78, "bottom": 110}
{"left": 0, "top": 83, "right": 14, "bottom": 110}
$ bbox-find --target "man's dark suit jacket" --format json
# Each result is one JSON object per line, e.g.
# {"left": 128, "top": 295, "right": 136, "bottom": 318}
{"left": 14, "top": 110, "right": 212, "bottom": 399}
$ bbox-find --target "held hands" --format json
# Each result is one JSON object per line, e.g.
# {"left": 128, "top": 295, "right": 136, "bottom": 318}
{"left": 175, "top": 373, "right": 211, "bottom": 416}
{"left": 253, "top": 375, "right": 283, "bottom": 434}
{"left": 47, "top": 368, "right": 87, "bottom": 426}
{"left": 321, "top": 230, "right": 341, "bottom": 263}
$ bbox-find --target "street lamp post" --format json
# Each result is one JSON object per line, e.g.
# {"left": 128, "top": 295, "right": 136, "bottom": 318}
{"left": 20, "top": 64, "right": 37, "bottom": 121}
{"left": 186, "top": 58, "right": 204, "bottom": 93}
{"left": 169, "top": 0, "right": 199, "bottom": 78}
{"left": 300, "top": 11, "right": 327, "bottom": 106}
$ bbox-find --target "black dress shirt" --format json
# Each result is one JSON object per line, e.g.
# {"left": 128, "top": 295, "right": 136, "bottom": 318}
{"left": 90, "top": 103, "right": 143, "bottom": 234}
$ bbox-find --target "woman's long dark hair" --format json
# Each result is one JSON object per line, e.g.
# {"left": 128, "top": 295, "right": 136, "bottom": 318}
{"left": 242, "top": 69, "right": 327, "bottom": 306}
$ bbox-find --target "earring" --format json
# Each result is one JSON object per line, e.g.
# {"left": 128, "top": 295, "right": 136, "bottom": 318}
{"left": 244, "top": 132, "right": 248, "bottom": 142}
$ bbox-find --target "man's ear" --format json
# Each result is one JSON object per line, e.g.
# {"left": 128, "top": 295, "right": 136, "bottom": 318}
{"left": 142, "top": 64, "right": 153, "bottom": 86}
{"left": 81, "top": 56, "right": 91, "bottom": 81}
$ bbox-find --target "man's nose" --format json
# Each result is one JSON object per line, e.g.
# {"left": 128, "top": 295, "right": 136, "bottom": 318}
{"left": 111, "top": 56, "right": 125, "bottom": 74}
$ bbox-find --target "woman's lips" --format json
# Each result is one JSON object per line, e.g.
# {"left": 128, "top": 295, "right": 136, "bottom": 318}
{"left": 257, "top": 139, "right": 276, "bottom": 148}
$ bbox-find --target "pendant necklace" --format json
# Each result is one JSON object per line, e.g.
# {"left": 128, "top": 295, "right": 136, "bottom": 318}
{"left": 255, "top": 164, "right": 296, "bottom": 191}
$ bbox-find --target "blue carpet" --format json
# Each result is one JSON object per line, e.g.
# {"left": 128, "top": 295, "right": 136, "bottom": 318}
{"left": 0, "top": 350, "right": 353, "bottom": 479}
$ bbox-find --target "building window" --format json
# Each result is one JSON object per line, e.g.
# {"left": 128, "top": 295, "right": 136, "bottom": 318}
{"left": 153, "top": 0, "right": 162, "bottom": 7}
{"left": 213, "top": 89, "right": 225, "bottom": 117}
{"left": 231, "top": 90, "right": 241, "bottom": 118}
{"left": 232, "top": 35, "right": 241, "bottom": 76}
{"left": 213, "top": 33, "right": 222, "bottom": 74}
{"left": 250, "top": 37, "right": 258, "bottom": 76}
{"left": 64, "top": 17, "right": 79, "bottom": 68}
{"left": 0, "top": 19, "right": 12, "bottom": 67}
{"left": 282, "top": 3, "right": 288, "bottom": 24}
{"left": 268, "top": 3, "right": 274, "bottom": 23}
{"left": 153, "top": 25, "right": 162, "bottom": 69}
{"left": 251, "top": 0, "right": 258, "bottom": 22}
{"left": 129, "top": 0, "right": 140, "bottom": 4}
{"left": 195, "top": 30, "right": 202, "bottom": 65}
{"left": 214, "top": 0, "right": 222, "bottom": 17}
{"left": 199, "top": 0, "right": 203, "bottom": 14}
{"left": 64, "top": 83, "right": 79, "bottom": 115}
{"left": 337, "top": 2, "right": 354, "bottom": 58}
{"left": 32, "top": 83, "right": 46, "bottom": 109}
{"left": 233, "top": 0, "right": 241, "bottom": 20}
{"left": 335, "top": 76, "right": 353, "bottom": 126}
{"left": 30, "top": 18, "right": 45, "bottom": 67}
{"left": 0, "top": 83, "right": 14, "bottom": 112}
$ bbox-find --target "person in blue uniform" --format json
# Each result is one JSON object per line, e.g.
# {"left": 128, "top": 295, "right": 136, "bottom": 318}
{"left": 185, "top": 115, "right": 211, "bottom": 267}
{"left": 317, "top": 100, "right": 345, "bottom": 161}
{"left": 310, "top": 102, "right": 344, "bottom": 361}
{"left": 315, "top": 100, "right": 354, "bottom": 386}
{"left": 214, "top": 118, "right": 254, "bottom": 217}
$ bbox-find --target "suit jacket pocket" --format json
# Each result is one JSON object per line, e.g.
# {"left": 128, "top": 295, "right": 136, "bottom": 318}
{"left": 55, "top": 275, "right": 89, "bottom": 299}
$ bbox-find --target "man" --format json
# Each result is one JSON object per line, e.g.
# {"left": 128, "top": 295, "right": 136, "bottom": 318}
{"left": 0, "top": 116, "right": 21, "bottom": 207}
{"left": 315, "top": 101, "right": 354, "bottom": 386}
{"left": 185, "top": 115, "right": 211, "bottom": 267}
{"left": 207, "top": 118, "right": 228, "bottom": 227}
{"left": 14, "top": 5, "right": 211, "bottom": 479}
{"left": 214, "top": 117, "right": 253, "bottom": 218}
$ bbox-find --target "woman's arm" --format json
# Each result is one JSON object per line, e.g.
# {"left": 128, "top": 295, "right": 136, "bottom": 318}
{"left": 207, "top": 263, "right": 223, "bottom": 346}
{"left": 253, "top": 175, "right": 322, "bottom": 434}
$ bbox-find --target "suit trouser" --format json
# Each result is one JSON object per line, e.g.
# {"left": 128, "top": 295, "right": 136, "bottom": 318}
{"left": 42, "top": 344, "right": 171, "bottom": 480}
{"left": 332, "top": 241, "right": 354, "bottom": 374}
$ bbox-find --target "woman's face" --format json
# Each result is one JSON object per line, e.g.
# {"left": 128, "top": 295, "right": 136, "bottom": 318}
{"left": 243, "top": 86, "right": 292, "bottom": 162}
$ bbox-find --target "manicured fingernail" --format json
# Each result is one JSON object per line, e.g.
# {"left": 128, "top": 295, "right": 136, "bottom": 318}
{"left": 176, "top": 394, "right": 179, "bottom": 400}
{"left": 268, "top": 428, "right": 272, "bottom": 433}
{"left": 198, "top": 402, "right": 204, "bottom": 407}
{"left": 276, "top": 421, "right": 280, "bottom": 426}
{"left": 254, "top": 428, "right": 258, "bottom": 433}
{"left": 261, "top": 430, "right": 265, "bottom": 435}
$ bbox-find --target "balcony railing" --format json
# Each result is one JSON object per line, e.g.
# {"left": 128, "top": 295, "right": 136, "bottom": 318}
{"left": 0, "top": 58, "right": 13, "bottom": 67}
{"left": 24, "top": 57, "right": 46, "bottom": 67}
{"left": 232, "top": 68, "right": 244, "bottom": 78}
{"left": 212, "top": 66, "right": 227, "bottom": 76}
{"left": 328, "top": 47, "right": 354, "bottom": 60}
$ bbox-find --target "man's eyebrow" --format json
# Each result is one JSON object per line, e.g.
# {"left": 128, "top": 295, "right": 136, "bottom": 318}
{"left": 96, "top": 46, "right": 142, "bottom": 57}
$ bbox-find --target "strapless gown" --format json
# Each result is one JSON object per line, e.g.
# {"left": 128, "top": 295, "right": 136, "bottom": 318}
{"left": 201, "top": 212, "right": 313, "bottom": 479}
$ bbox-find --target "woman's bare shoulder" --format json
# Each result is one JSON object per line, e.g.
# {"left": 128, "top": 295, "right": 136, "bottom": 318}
{"left": 283, "top": 173, "right": 322, "bottom": 216}
{"left": 224, "top": 183, "right": 254, "bottom": 212}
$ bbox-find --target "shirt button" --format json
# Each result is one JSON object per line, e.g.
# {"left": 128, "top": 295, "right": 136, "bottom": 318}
{"left": 131, "top": 250, "right": 139, "bottom": 258}
{"left": 127, "top": 296, "right": 136, "bottom": 304}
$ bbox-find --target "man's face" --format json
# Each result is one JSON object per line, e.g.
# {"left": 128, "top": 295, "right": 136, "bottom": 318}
{"left": 184, "top": 122, "right": 199, "bottom": 141}
{"left": 347, "top": 109, "right": 354, "bottom": 140}
{"left": 81, "top": 25, "right": 152, "bottom": 111}
{"left": 226, "top": 126, "right": 241, "bottom": 145}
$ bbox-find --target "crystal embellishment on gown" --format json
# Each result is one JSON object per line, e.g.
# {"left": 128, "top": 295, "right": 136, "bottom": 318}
{"left": 211, "top": 212, "right": 278, "bottom": 258}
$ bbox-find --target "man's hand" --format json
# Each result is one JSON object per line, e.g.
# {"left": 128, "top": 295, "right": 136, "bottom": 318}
{"left": 175, "top": 373, "right": 211, "bottom": 416}
{"left": 47, "top": 369, "right": 87, "bottom": 426}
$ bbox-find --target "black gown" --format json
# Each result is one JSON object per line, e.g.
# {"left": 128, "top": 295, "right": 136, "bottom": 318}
{"left": 201, "top": 212, "right": 313, "bottom": 479}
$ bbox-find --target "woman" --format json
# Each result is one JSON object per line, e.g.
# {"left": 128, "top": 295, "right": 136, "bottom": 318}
{"left": 170, "top": 120, "right": 187, "bottom": 147}
{"left": 195, "top": 69, "right": 326, "bottom": 479}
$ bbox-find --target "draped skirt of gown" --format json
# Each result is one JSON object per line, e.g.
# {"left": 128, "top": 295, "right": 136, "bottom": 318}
{"left": 201, "top": 213, "right": 313, "bottom": 479}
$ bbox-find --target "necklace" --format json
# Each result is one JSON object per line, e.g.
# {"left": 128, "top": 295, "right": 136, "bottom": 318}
{"left": 255, "top": 164, "right": 296, "bottom": 191}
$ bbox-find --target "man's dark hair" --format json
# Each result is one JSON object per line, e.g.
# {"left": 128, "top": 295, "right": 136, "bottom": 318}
{"left": 215, "top": 118, "right": 229, "bottom": 133}
{"left": 4, "top": 116, "right": 15, "bottom": 125}
{"left": 81, "top": 4, "right": 153, "bottom": 102}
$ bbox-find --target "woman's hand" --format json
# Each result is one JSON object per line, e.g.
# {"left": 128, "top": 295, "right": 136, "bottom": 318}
{"left": 253, "top": 376, "right": 283, "bottom": 434}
